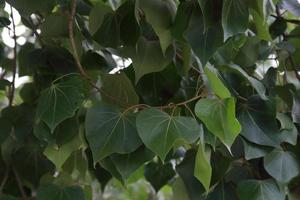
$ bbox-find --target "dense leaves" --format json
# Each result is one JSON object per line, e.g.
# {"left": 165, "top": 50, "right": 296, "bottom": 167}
{"left": 0, "top": 0, "right": 299, "bottom": 199}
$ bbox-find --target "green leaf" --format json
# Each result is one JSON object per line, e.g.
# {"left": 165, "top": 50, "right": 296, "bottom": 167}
{"left": 89, "top": 2, "right": 113, "bottom": 35}
{"left": 171, "top": 1, "right": 193, "bottom": 40}
{"left": 205, "top": 181, "right": 238, "bottom": 200}
{"left": 44, "top": 135, "right": 83, "bottom": 170}
{"left": 41, "top": 13, "right": 69, "bottom": 38}
{"left": 0, "top": 118, "right": 12, "bottom": 145}
{"left": 250, "top": 9, "right": 272, "bottom": 41}
{"left": 132, "top": 37, "right": 172, "bottom": 83}
{"left": 194, "top": 144, "right": 212, "bottom": 192}
{"left": 85, "top": 103, "right": 142, "bottom": 163}
{"left": 264, "top": 149, "right": 300, "bottom": 183}
{"left": 222, "top": 0, "right": 249, "bottom": 40}
{"left": 0, "top": 17, "right": 10, "bottom": 28}
{"left": 136, "top": 108, "right": 201, "bottom": 161}
{"left": 37, "top": 183, "right": 85, "bottom": 200}
{"left": 184, "top": 7, "right": 223, "bottom": 66}
{"left": 6, "top": 0, "right": 55, "bottom": 16}
{"left": 242, "top": 139, "right": 272, "bottom": 160}
{"left": 237, "top": 179, "right": 285, "bottom": 200}
{"left": 224, "top": 64, "right": 267, "bottom": 100}
{"left": 276, "top": 113, "right": 298, "bottom": 145}
{"left": 204, "top": 64, "right": 231, "bottom": 99}
{"left": 0, "top": 195, "right": 17, "bottom": 200}
{"left": 36, "top": 74, "right": 86, "bottom": 132}
{"left": 195, "top": 98, "right": 241, "bottom": 149}
{"left": 144, "top": 161, "right": 176, "bottom": 191}
{"left": 100, "top": 147, "right": 154, "bottom": 183}
{"left": 100, "top": 73, "right": 139, "bottom": 107}
{"left": 176, "top": 149, "right": 205, "bottom": 200}
{"left": 198, "top": 0, "right": 222, "bottom": 29}
{"left": 238, "top": 96, "right": 282, "bottom": 147}
{"left": 233, "top": 37, "right": 260, "bottom": 68}
{"left": 137, "top": 0, "right": 176, "bottom": 53}
{"left": 93, "top": 13, "right": 120, "bottom": 48}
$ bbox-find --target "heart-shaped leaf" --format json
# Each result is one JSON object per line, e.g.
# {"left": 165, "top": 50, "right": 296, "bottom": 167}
{"left": 264, "top": 149, "right": 300, "bottom": 183}
{"left": 36, "top": 75, "right": 86, "bottom": 132}
{"left": 136, "top": 108, "right": 201, "bottom": 161}
{"left": 85, "top": 103, "right": 142, "bottom": 163}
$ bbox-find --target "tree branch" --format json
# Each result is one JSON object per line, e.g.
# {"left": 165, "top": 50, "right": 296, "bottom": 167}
{"left": 13, "top": 167, "right": 27, "bottom": 198}
{"left": 8, "top": 6, "right": 17, "bottom": 107}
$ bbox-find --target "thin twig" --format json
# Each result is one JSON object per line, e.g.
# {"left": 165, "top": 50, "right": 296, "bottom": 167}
{"left": 8, "top": 5, "right": 17, "bottom": 107}
{"left": 12, "top": 167, "right": 27, "bottom": 198}
{"left": 68, "top": 0, "right": 122, "bottom": 105}
{"left": 271, "top": 14, "right": 300, "bottom": 25}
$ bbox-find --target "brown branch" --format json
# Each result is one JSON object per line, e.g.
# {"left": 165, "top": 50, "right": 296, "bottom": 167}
{"left": 68, "top": 0, "right": 125, "bottom": 106}
{"left": 8, "top": 5, "right": 17, "bottom": 107}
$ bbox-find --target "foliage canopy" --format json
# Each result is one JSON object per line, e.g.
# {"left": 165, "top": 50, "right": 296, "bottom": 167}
{"left": 0, "top": 0, "right": 300, "bottom": 199}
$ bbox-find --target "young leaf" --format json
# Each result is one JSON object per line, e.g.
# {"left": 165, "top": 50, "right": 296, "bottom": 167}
{"left": 136, "top": 108, "right": 201, "bottom": 161}
{"left": 43, "top": 135, "right": 83, "bottom": 170}
{"left": 195, "top": 98, "right": 241, "bottom": 149}
{"left": 85, "top": 103, "right": 142, "bottom": 163}
{"left": 194, "top": 144, "right": 212, "bottom": 192}
{"left": 204, "top": 64, "right": 231, "bottom": 99}
{"left": 36, "top": 75, "right": 86, "bottom": 132}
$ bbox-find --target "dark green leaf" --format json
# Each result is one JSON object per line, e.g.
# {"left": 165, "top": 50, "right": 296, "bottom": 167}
{"left": 100, "top": 73, "right": 139, "bottom": 106}
{"left": 36, "top": 74, "right": 86, "bottom": 132}
{"left": 184, "top": 6, "right": 223, "bottom": 66}
{"left": 132, "top": 37, "right": 172, "bottom": 83}
{"left": 237, "top": 96, "right": 282, "bottom": 147}
{"left": 222, "top": 0, "right": 249, "bottom": 40}
{"left": 37, "top": 183, "right": 85, "bottom": 200}
{"left": 85, "top": 103, "right": 141, "bottom": 162}
{"left": 237, "top": 179, "right": 285, "bottom": 200}
{"left": 144, "top": 161, "right": 176, "bottom": 191}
